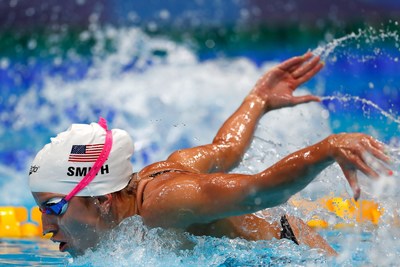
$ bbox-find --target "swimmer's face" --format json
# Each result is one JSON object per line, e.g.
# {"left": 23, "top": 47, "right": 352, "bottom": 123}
{"left": 32, "top": 192, "right": 110, "bottom": 257}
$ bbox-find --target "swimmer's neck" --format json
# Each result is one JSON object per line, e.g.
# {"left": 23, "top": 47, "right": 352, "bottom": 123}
{"left": 109, "top": 175, "right": 139, "bottom": 226}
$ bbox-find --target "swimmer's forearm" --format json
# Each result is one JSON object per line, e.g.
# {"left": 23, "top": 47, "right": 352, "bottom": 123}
{"left": 251, "top": 137, "right": 334, "bottom": 206}
{"left": 211, "top": 93, "right": 266, "bottom": 171}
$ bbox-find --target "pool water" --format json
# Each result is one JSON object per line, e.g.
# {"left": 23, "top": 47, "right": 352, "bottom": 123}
{"left": 0, "top": 238, "right": 68, "bottom": 266}
{"left": 0, "top": 23, "right": 400, "bottom": 266}
{"left": 0, "top": 218, "right": 396, "bottom": 267}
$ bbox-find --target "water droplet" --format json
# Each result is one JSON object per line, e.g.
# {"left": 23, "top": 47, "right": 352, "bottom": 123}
{"left": 27, "top": 39, "right": 37, "bottom": 50}
{"left": 0, "top": 58, "right": 9, "bottom": 69}
{"left": 205, "top": 39, "right": 215, "bottom": 48}
{"left": 369, "top": 82, "right": 374, "bottom": 89}
{"left": 159, "top": 9, "right": 170, "bottom": 20}
{"left": 25, "top": 7, "right": 35, "bottom": 17}
{"left": 321, "top": 110, "right": 329, "bottom": 119}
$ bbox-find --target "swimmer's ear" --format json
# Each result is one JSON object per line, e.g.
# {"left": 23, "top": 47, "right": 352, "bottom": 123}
{"left": 95, "top": 194, "right": 113, "bottom": 215}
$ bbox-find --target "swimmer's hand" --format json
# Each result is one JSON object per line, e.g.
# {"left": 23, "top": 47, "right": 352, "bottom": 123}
{"left": 251, "top": 52, "right": 323, "bottom": 111}
{"left": 327, "top": 133, "right": 391, "bottom": 200}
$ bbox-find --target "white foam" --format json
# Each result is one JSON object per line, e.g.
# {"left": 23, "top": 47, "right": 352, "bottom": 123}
{"left": 1, "top": 26, "right": 400, "bottom": 265}
{"left": 72, "top": 216, "right": 323, "bottom": 267}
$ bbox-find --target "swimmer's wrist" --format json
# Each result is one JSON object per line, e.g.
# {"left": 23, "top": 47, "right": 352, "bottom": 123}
{"left": 321, "top": 134, "right": 337, "bottom": 159}
{"left": 245, "top": 93, "right": 269, "bottom": 112}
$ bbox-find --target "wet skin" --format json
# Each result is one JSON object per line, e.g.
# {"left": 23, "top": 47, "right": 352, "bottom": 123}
{"left": 33, "top": 192, "right": 108, "bottom": 257}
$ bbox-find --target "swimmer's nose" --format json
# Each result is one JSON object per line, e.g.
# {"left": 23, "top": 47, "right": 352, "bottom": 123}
{"left": 43, "top": 229, "right": 55, "bottom": 239}
{"left": 41, "top": 216, "right": 58, "bottom": 238}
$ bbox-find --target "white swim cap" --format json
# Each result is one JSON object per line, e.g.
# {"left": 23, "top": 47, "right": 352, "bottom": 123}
{"left": 29, "top": 121, "right": 134, "bottom": 196}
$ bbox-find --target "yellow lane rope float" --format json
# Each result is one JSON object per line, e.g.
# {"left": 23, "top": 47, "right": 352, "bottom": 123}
{"left": 0, "top": 206, "right": 51, "bottom": 238}
{"left": 291, "top": 197, "right": 385, "bottom": 229}
{"left": 0, "top": 198, "right": 389, "bottom": 238}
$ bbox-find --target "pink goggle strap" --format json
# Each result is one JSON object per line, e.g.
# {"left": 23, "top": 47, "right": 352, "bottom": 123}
{"left": 65, "top": 117, "right": 113, "bottom": 201}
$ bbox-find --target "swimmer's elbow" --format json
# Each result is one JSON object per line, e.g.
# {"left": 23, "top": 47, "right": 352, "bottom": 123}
{"left": 211, "top": 139, "right": 244, "bottom": 171}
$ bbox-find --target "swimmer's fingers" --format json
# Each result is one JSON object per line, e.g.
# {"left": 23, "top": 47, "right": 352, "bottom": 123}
{"left": 278, "top": 52, "right": 313, "bottom": 71}
{"left": 295, "top": 60, "right": 324, "bottom": 85}
{"left": 291, "top": 95, "right": 321, "bottom": 105}
{"left": 365, "top": 143, "right": 391, "bottom": 164}
{"left": 340, "top": 167, "right": 360, "bottom": 201}
{"left": 364, "top": 137, "right": 391, "bottom": 164}
{"left": 292, "top": 55, "right": 321, "bottom": 79}
{"left": 345, "top": 151, "right": 380, "bottom": 179}
{"left": 360, "top": 137, "right": 393, "bottom": 176}
{"left": 362, "top": 149, "right": 393, "bottom": 177}
{"left": 340, "top": 146, "right": 390, "bottom": 201}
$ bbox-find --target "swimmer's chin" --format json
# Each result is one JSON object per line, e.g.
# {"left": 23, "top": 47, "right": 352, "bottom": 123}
{"left": 58, "top": 242, "right": 87, "bottom": 258}
{"left": 65, "top": 243, "right": 101, "bottom": 258}
{"left": 66, "top": 248, "right": 89, "bottom": 258}
{"left": 62, "top": 246, "right": 82, "bottom": 258}
{"left": 53, "top": 240, "right": 83, "bottom": 257}
{"left": 68, "top": 234, "right": 111, "bottom": 258}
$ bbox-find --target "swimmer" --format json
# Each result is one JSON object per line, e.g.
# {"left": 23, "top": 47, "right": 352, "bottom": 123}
{"left": 29, "top": 52, "right": 391, "bottom": 257}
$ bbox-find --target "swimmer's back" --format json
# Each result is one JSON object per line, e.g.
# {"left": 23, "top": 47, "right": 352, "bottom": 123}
{"left": 135, "top": 160, "right": 199, "bottom": 216}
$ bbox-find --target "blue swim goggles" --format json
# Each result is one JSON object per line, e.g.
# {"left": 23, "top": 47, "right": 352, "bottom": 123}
{"left": 40, "top": 197, "right": 69, "bottom": 215}
{"left": 39, "top": 118, "right": 113, "bottom": 216}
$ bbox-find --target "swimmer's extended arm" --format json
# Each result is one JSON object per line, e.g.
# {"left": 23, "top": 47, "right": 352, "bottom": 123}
{"left": 167, "top": 52, "right": 324, "bottom": 173}
{"left": 141, "top": 133, "right": 390, "bottom": 228}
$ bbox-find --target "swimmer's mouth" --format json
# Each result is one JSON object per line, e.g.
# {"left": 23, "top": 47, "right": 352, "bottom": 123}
{"left": 51, "top": 238, "right": 69, "bottom": 253}
{"left": 59, "top": 242, "right": 68, "bottom": 252}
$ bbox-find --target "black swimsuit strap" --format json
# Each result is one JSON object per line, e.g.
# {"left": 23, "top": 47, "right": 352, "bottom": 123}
{"left": 149, "top": 169, "right": 187, "bottom": 178}
{"left": 280, "top": 215, "right": 299, "bottom": 245}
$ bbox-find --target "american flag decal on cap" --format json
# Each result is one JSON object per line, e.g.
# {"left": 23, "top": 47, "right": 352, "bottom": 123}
{"left": 68, "top": 144, "right": 104, "bottom": 162}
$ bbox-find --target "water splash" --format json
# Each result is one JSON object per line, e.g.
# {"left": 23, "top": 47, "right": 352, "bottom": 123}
{"left": 313, "top": 26, "right": 400, "bottom": 62}
{"left": 321, "top": 95, "right": 400, "bottom": 124}
{"left": 313, "top": 31, "right": 362, "bottom": 60}
{"left": 71, "top": 216, "right": 327, "bottom": 267}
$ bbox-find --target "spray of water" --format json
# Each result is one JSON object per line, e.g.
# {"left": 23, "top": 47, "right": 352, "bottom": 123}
{"left": 1, "top": 24, "right": 400, "bottom": 265}
{"left": 313, "top": 25, "right": 400, "bottom": 62}
{"left": 71, "top": 216, "right": 326, "bottom": 267}
{"left": 321, "top": 95, "right": 400, "bottom": 124}
{"left": 313, "top": 31, "right": 363, "bottom": 60}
